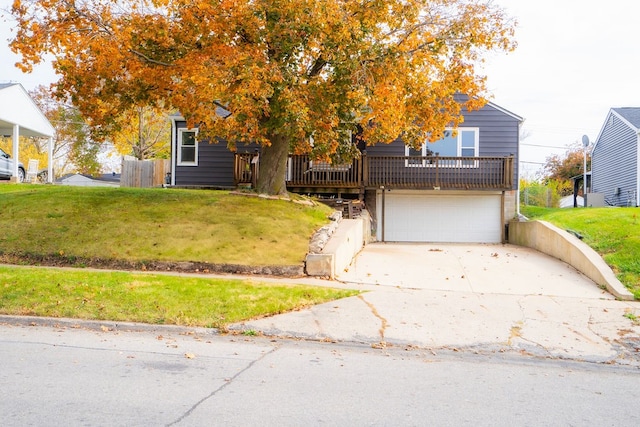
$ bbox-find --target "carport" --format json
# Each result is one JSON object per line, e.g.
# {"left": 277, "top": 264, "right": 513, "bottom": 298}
{"left": 0, "top": 83, "right": 55, "bottom": 182}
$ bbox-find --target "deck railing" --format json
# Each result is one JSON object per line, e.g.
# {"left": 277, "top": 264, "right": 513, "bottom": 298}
{"left": 364, "top": 155, "right": 513, "bottom": 190}
{"left": 286, "top": 155, "right": 362, "bottom": 188}
{"left": 234, "top": 152, "right": 258, "bottom": 186}
{"left": 234, "top": 153, "right": 514, "bottom": 191}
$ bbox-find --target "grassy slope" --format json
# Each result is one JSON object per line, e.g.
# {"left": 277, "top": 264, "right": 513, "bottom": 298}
{"left": 0, "top": 185, "right": 333, "bottom": 266}
{"left": 521, "top": 206, "right": 640, "bottom": 297}
{"left": 0, "top": 185, "right": 357, "bottom": 327}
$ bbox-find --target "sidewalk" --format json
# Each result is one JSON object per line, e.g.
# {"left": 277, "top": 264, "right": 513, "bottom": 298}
{"left": 230, "top": 243, "right": 640, "bottom": 365}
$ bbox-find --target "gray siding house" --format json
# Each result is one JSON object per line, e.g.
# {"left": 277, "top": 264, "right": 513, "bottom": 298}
{"left": 592, "top": 108, "right": 640, "bottom": 207}
{"left": 363, "top": 101, "right": 521, "bottom": 243}
{"left": 169, "top": 100, "right": 522, "bottom": 243}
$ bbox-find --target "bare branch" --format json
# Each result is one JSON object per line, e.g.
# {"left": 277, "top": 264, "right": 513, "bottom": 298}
{"left": 307, "top": 56, "right": 327, "bottom": 78}
{"left": 128, "top": 49, "right": 174, "bottom": 67}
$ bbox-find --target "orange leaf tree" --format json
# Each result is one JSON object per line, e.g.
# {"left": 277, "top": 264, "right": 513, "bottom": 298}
{"left": 11, "top": 0, "right": 516, "bottom": 195}
{"left": 543, "top": 142, "right": 590, "bottom": 196}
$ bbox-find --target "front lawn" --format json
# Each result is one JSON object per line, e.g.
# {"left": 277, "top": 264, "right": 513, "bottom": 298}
{"left": 0, "top": 265, "right": 358, "bottom": 328}
{"left": 0, "top": 185, "right": 354, "bottom": 327}
{"left": 0, "top": 185, "right": 333, "bottom": 267}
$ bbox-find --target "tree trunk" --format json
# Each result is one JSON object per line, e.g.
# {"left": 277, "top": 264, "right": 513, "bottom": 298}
{"left": 256, "top": 133, "right": 290, "bottom": 195}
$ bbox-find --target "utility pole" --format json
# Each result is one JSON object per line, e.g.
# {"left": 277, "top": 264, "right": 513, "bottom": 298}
{"left": 582, "top": 135, "right": 589, "bottom": 207}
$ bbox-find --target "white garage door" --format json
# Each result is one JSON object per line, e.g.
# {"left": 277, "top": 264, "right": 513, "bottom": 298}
{"left": 379, "top": 192, "right": 502, "bottom": 243}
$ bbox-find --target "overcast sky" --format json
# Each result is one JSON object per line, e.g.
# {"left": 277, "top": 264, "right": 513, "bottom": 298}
{"left": 485, "top": 0, "right": 640, "bottom": 176}
{"left": 2, "top": 0, "right": 639, "bottom": 177}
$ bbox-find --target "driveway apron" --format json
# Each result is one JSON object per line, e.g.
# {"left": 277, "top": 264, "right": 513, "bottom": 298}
{"left": 233, "top": 243, "right": 640, "bottom": 363}
{"left": 336, "top": 243, "right": 609, "bottom": 298}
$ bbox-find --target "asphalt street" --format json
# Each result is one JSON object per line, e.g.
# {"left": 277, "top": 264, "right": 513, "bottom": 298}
{"left": 1, "top": 322, "right": 640, "bottom": 426}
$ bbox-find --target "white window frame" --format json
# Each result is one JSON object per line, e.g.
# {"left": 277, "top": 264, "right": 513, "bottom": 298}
{"left": 405, "top": 127, "right": 479, "bottom": 167}
{"left": 177, "top": 128, "right": 198, "bottom": 166}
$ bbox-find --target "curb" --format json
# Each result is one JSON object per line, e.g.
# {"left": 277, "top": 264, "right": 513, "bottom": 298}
{"left": 0, "top": 314, "right": 220, "bottom": 336}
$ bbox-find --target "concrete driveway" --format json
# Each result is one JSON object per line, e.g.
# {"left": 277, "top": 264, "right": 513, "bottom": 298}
{"left": 230, "top": 241, "right": 640, "bottom": 363}
{"left": 336, "top": 242, "right": 612, "bottom": 299}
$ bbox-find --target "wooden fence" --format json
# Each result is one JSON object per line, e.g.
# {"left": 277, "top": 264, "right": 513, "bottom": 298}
{"left": 121, "top": 159, "right": 170, "bottom": 188}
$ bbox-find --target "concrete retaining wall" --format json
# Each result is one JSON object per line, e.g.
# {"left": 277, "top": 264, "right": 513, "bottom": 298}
{"left": 508, "top": 219, "right": 633, "bottom": 300}
{"left": 305, "top": 212, "right": 370, "bottom": 279}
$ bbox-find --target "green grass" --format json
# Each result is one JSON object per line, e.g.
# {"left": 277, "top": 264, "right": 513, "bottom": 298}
{"left": 0, "top": 184, "right": 354, "bottom": 327}
{"left": 0, "top": 185, "right": 333, "bottom": 266}
{"left": 521, "top": 205, "right": 640, "bottom": 298}
{"left": 0, "top": 265, "right": 358, "bottom": 328}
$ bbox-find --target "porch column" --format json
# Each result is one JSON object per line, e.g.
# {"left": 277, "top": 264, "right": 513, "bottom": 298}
{"left": 47, "top": 136, "right": 54, "bottom": 183}
{"left": 12, "top": 124, "right": 19, "bottom": 180}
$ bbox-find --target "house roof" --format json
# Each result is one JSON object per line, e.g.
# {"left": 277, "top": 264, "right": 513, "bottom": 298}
{"left": 486, "top": 101, "right": 524, "bottom": 123}
{"left": 169, "top": 105, "right": 232, "bottom": 123}
{"left": 611, "top": 108, "right": 640, "bottom": 130}
{"left": 170, "top": 100, "right": 523, "bottom": 125}
{"left": 593, "top": 107, "right": 640, "bottom": 153}
{"left": 0, "top": 83, "right": 55, "bottom": 138}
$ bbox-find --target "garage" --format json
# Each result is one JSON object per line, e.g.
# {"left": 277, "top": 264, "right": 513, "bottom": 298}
{"left": 376, "top": 190, "right": 503, "bottom": 243}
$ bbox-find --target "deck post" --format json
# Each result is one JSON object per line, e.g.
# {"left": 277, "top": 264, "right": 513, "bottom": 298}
{"left": 380, "top": 186, "right": 386, "bottom": 242}
{"left": 361, "top": 151, "right": 368, "bottom": 188}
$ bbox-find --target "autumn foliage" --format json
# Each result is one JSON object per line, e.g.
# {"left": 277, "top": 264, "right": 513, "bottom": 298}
{"left": 11, "top": 0, "right": 516, "bottom": 194}
{"left": 111, "top": 106, "right": 171, "bottom": 160}
{"left": 542, "top": 142, "right": 590, "bottom": 197}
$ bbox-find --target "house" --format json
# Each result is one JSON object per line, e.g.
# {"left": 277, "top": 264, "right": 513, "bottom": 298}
{"left": 168, "top": 107, "right": 259, "bottom": 189}
{"left": 169, "top": 101, "right": 522, "bottom": 243}
{"left": 57, "top": 173, "right": 121, "bottom": 187}
{"left": 0, "top": 83, "right": 55, "bottom": 182}
{"left": 591, "top": 108, "right": 640, "bottom": 207}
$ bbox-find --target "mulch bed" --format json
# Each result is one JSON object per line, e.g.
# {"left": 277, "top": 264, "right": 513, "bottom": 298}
{"left": 0, "top": 253, "right": 305, "bottom": 277}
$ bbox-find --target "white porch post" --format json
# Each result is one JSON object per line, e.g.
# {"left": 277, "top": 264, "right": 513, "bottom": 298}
{"left": 12, "top": 124, "right": 19, "bottom": 180}
{"left": 48, "top": 136, "right": 54, "bottom": 183}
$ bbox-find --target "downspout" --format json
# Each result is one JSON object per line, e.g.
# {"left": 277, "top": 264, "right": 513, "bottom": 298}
{"left": 516, "top": 120, "right": 522, "bottom": 217}
{"left": 381, "top": 186, "right": 386, "bottom": 242}
{"left": 637, "top": 131, "right": 640, "bottom": 207}
{"left": 170, "top": 117, "right": 177, "bottom": 186}
{"left": 501, "top": 190, "right": 505, "bottom": 242}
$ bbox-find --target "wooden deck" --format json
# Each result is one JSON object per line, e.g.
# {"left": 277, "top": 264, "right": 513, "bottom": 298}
{"left": 364, "top": 155, "right": 514, "bottom": 190}
{"left": 234, "top": 154, "right": 514, "bottom": 192}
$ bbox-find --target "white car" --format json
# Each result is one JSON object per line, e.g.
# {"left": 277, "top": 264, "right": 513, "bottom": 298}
{"left": 0, "top": 148, "right": 25, "bottom": 182}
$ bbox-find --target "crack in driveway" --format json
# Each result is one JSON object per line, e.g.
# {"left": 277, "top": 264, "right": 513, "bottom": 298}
{"left": 358, "top": 294, "right": 388, "bottom": 346}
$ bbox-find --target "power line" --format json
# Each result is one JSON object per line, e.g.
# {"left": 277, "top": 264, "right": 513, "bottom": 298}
{"left": 521, "top": 143, "right": 568, "bottom": 149}
{"left": 520, "top": 160, "right": 545, "bottom": 165}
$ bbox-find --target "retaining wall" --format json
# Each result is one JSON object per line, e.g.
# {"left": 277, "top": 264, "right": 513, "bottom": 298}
{"left": 305, "top": 212, "right": 370, "bottom": 279}
{"left": 508, "top": 219, "right": 633, "bottom": 300}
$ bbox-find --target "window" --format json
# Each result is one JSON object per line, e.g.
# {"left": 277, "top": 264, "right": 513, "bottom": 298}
{"left": 178, "top": 128, "right": 198, "bottom": 166}
{"left": 405, "top": 128, "right": 479, "bottom": 167}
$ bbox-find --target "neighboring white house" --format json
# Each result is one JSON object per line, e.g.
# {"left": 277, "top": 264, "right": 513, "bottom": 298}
{"left": 57, "top": 173, "right": 120, "bottom": 187}
{"left": 0, "top": 83, "right": 55, "bottom": 182}
{"left": 559, "top": 195, "right": 583, "bottom": 208}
